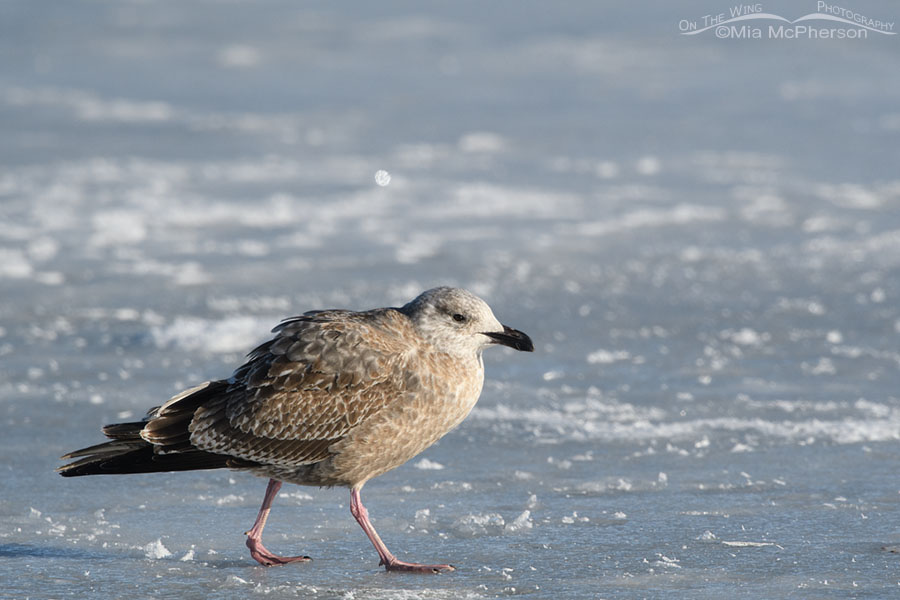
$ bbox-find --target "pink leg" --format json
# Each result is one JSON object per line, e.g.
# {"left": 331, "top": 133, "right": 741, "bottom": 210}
{"left": 350, "top": 487, "right": 454, "bottom": 573}
{"left": 244, "top": 479, "right": 311, "bottom": 567}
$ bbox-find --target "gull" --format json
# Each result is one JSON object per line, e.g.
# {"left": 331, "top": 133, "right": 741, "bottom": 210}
{"left": 59, "top": 287, "right": 533, "bottom": 572}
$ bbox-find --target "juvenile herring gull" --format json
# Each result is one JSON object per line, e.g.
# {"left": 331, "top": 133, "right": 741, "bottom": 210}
{"left": 59, "top": 287, "right": 533, "bottom": 572}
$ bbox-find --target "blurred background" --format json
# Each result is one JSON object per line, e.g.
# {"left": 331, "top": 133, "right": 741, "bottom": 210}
{"left": 2, "top": 1, "right": 900, "bottom": 598}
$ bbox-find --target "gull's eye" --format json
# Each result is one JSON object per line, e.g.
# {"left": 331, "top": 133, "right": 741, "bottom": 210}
{"left": 452, "top": 313, "right": 467, "bottom": 323}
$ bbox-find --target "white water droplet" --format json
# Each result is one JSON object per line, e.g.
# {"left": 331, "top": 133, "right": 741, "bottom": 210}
{"left": 374, "top": 170, "right": 391, "bottom": 186}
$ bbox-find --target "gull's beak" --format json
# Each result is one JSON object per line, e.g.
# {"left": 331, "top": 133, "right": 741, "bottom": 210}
{"left": 483, "top": 325, "right": 534, "bottom": 352}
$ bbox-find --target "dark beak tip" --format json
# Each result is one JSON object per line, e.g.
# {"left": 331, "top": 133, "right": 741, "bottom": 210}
{"left": 485, "top": 325, "right": 534, "bottom": 352}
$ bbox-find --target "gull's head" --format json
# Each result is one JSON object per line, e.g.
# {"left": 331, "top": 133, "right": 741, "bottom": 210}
{"left": 401, "top": 287, "right": 534, "bottom": 357}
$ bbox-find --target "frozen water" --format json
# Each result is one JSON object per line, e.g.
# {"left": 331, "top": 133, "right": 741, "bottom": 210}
{"left": 2, "top": 1, "right": 900, "bottom": 598}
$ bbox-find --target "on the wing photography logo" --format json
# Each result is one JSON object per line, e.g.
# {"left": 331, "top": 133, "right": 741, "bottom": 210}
{"left": 678, "top": 2, "right": 895, "bottom": 39}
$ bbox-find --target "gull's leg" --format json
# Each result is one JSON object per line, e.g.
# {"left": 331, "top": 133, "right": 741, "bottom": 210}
{"left": 244, "top": 478, "right": 311, "bottom": 566}
{"left": 350, "top": 486, "right": 454, "bottom": 573}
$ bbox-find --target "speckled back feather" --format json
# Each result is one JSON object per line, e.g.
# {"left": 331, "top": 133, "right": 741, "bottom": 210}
{"left": 185, "top": 308, "right": 419, "bottom": 467}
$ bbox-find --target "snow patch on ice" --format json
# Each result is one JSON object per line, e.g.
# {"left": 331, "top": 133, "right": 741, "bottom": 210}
{"left": 214, "top": 494, "right": 245, "bottom": 506}
{"left": 721, "top": 328, "right": 769, "bottom": 347}
{"left": 801, "top": 357, "right": 836, "bottom": 375}
{"left": 115, "top": 259, "right": 211, "bottom": 286}
{"left": 278, "top": 490, "right": 314, "bottom": 502}
{"left": 587, "top": 349, "right": 631, "bottom": 364}
{"left": 452, "top": 513, "right": 506, "bottom": 537}
{"left": 27, "top": 237, "right": 59, "bottom": 261}
{"left": 143, "top": 539, "right": 172, "bottom": 559}
{"left": 4, "top": 87, "right": 174, "bottom": 123}
{"left": 448, "top": 183, "right": 580, "bottom": 219}
{"left": 339, "top": 590, "right": 485, "bottom": 600}
{"left": 571, "top": 204, "right": 726, "bottom": 237}
{"left": 458, "top": 132, "right": 506, "bottom": 153}
{"left": 0, "top": 248, "right": 33, "bottom": 278}
{"left": 722, "top": 540, "right": 778, "bottom": 548}
{"left": 150, "top": 316, "right": 274, "bottom": 354}
{"left": 504, "top": 510, "right": 533, "bottom": 532}
{"left": 474, "top": 399, "right": 900, "bottom": 445}
{"left": 218, "top": 44, "right": 262, "bottom": 68}
{"left": 90, "top": 211, "right": 147, "bottom": 247}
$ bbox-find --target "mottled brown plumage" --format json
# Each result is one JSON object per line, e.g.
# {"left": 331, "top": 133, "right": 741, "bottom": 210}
{"left": 59, "top": 287, "right": 533, "bottom": 572}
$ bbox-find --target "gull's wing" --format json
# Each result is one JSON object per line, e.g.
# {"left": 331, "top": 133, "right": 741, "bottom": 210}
{"left": 143, "top": 308, "right": 420, "bottom": 467}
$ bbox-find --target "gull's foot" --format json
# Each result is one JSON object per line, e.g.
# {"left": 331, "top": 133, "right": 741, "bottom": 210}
{"left": 382, "top": 558, "right": 455, "bottom": 573}
{"left": 246, "top": 537, "right": 311, "bottom": 567}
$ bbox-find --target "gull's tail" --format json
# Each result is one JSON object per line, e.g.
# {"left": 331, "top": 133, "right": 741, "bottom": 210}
{"left": 57, "top": 381, "right": 253, "bottom": 477}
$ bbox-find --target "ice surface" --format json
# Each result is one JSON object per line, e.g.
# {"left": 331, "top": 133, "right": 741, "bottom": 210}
{"left": 2, "top": 1, "right": 900, "bottom": 599}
